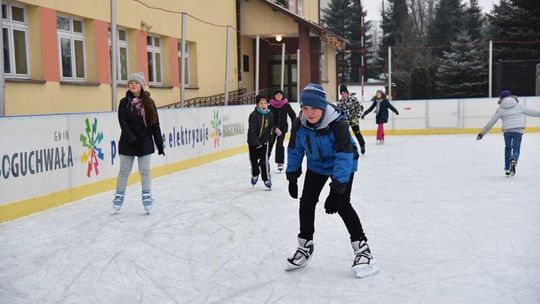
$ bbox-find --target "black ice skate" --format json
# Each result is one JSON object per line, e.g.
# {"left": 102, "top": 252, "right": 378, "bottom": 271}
{"left": 285, "top": 238, "right": 314, "bottom": 271}
{"left": 509, "top": 159, "right": 517, "bottom": 177}
{"left": 351, "top": 240, "right": 379, "bottom": 278}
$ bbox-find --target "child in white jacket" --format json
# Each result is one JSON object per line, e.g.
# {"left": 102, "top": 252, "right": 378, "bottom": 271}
{"left": 477, "top": 90, "right": 540, "bottom": 176}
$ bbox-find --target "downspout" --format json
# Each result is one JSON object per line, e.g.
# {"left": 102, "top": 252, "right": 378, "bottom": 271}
{"left": 236, "top": 0, "right": 242, "bottom": 88}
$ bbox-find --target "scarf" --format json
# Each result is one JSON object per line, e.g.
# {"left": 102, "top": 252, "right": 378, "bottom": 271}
{"left": 269, "top": 98, "right": 289, "bottom": 109}
{"left": 375, "top": 98, "right": 382, "bottom": 114}
{"left": 130, "top": 97, "right": 147, "bottom": 126}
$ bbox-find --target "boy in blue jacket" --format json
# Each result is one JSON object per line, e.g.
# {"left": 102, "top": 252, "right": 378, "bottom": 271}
{"left": 284, "top": 83, "right": 379, "bottom": 278}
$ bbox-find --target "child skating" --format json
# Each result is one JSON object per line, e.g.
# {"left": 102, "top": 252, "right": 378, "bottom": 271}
{"left": 477, "top": 90, "right": 540, "bottom": 176}
{"left": 247, "top": 95, "right": 275, "bottom": 190}
{"left": 268, "top": 90, "right": 297, "bottom": 172}
{"left": 337, "top": 84, "right": 366, "bottom": 154}
{"left": 285, "top": 83, "right": 379, "bottom": 278}
{"left": 362, "top": 90, "right": 399, "bottom": 144}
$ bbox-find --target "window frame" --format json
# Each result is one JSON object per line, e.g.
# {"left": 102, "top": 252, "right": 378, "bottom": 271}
{"left": 146, "top": 34, "right": 162, "bottom": 85}
{"left": 1, "top": 2, "right": 30, "bottom": 79}
{"left": 177, "top": 41, "right": 190, "bottom": 86}
{"left": 56, "top": 14, "right": 87, "bottom": 81}
{"left": 108, "top": 27, "right": 129, "bottom": 83}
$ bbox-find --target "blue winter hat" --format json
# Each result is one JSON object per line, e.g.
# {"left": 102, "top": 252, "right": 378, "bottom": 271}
{"left": 300, "top": 83, "right": 327, "bottom": 110}
{"left": 500, "top": 90, "right": 512, "bottom": 98}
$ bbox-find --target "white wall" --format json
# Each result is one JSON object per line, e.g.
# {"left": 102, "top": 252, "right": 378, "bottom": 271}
{"left": 1, "top": 97, "right": 539, "bottom": 206}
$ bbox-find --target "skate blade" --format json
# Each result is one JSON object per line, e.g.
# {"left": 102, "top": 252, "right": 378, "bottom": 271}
{"left": 284, "top": 258, "right": 310, "bottom": 271}
{"left": 352, "top": 264, "right": 380, "bottom": 278}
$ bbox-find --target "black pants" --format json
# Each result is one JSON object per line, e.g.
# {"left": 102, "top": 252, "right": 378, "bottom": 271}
{"left": 248, "top": 144, "right": 270, "bottom": 181}
{"left": 268, "top": 133, "right": 286, "bottom": 164}
{"left": 298, "top": 170, "right": 366, "bottom": 242}
{"left": 351, "top": 124, "right": 365, "bottom": 147}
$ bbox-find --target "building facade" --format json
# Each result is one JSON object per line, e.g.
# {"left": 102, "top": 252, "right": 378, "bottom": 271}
{"left": 1, "top": 0, "right": 345, "bottom": 115}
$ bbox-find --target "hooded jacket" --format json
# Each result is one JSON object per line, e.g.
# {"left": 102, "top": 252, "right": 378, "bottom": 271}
{"left": 286, "top": 104, "right": 359, "bottom": 184}
{"left": 480, "top": 96, "right": 540, "bottom": 135}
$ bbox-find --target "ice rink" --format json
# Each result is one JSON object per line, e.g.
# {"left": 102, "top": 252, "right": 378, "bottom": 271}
{"left": 1, "top": 134, "right": 539, "bottom": 304}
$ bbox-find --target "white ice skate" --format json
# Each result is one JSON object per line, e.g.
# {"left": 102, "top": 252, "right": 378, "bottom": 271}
{"left": 142, "top": 190, "right": 154, "bottom": 215}
{"left": 111, "top": 191, "right": 125, "bottom": 214}
{"left": 509, "top": 159, "right": 517, "bottom": 177}
{"left": 285, "top": 238, "right": 314, "bottom": 271}
{"left": 351, "top": 240, "right": 379, "bottom": 278}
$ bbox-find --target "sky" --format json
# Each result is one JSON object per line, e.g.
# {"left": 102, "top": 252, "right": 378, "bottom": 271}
{"left": 1, "top": 134, "right": 539, "bottom": 303}
{"left": 321, "top": 0, "right": 500, "bottom": 22}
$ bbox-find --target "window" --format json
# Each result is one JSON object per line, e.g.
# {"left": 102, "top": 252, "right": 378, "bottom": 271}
{"left": 242, "top": 55, "right": 249, "bottom": 72}
{"left": 177, "top": 41, "right": 189, "bottom": 85}
{"left": 109, "top": 28, "right": 128, "bottom": 82}
{"left": 146, "top": 35, "right": 161, "bottom": 84}
{"left": 2, "top": 2, "right": 29, "bottom": 78}
{"left": 320, "top": 43, "right": 327, "bottom": 81}
{"left": 57, "top": 15, "right": 86, "bottom": 80}
{"left": 297, "top": 0, "right": 304, "bottom": 16}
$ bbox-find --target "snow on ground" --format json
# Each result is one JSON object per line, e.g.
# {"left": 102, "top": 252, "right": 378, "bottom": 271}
{"left": 1, "top": 134, "right": 539, "bottom": 304}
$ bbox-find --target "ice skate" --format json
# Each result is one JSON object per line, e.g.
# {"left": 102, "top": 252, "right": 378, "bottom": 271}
{"left": 351, "top": 240, "right": 379, "bottom": 278}
{"left": 112, "top": 191, "right": 125, "bottom": 213}
{"left": 142, "top": 190, "right": 154, "bottom": 214}
{"left": 509, "top": 159, "right": 516, "bottom": 177}
{"left": 285, "top": 238, "right": 314, "bottom": 271}
{"left": 376, "top": 139, "right": 383, "bottom": 145}
{"left": 264, "top": 180, "right": 272, "bottom": 190}
{"left": 251, "top": 176, "right": 258, "bottom": 186}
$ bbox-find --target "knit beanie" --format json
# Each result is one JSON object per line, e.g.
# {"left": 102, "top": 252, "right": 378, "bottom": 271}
{"left": 300, "top": 83, "right": 327, "bottom": 110}
{"left": 339, "top": 84, "right": 349, "bottom": 94}
{"left": 128, "top": 72, "right": 146, "bottom": 87}
{"left": 255, "top": 94, "right": 267, "bottom": 104}
{"left": 500, "top": 90, "right": 512, "bottom": 98}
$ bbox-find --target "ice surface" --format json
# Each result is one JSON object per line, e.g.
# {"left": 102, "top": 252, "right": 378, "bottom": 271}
{"left": 1, "top": 134, "right": 539, "bottom": 304}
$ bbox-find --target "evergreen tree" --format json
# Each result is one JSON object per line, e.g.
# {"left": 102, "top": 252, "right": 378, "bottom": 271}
{"left": 463, "top": 0, "right": 485, "bottom": 41}
{"left": 427, "top": 0, "right": 464, "bottom": 56}
{"left": 274, "top": 0, "right": 289, "bottom": 9}
{"left": 349, "top": 1, "right": 374, "bottom": 82}
{"left": 322, "top": 0, "right": 352, "bottom": 83}
{"left": 488, "top": 0, "right": 540, "bottom": 60}
{"left": 435, "top": 30, "right": 488, "bottom": 97}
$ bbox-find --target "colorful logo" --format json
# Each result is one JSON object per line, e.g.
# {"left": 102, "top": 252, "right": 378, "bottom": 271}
{"left": 210, "top": 109, "right": 222, "bottom": 147}
{"left": 80, "top": 117, "right": 104, "bottom": 177}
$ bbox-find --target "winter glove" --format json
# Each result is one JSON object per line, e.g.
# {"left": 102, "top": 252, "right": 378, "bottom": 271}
{"left": 288, "top": 181, "right": 298, "bottom": 199}
{"left": 286, "top": 170, "right": 302, "bottom": 199}
{"left": 158, "top": 147, "right": 165, "bottom": 156}
{"left": 275, "top": 128, "right": 283, "bottom": 137}
{"left": 324, "top": 180, "right": 347, "bottom": 214}
{"left": 476, "top": 133, "right": 483, "bottom": 141}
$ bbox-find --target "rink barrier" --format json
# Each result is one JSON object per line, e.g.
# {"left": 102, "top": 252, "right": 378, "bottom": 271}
{"left": 0, "top": 145, "right": 247, "bottom": 222}
{"left": 1, "top": 98, "right": 539, "bottom": 222}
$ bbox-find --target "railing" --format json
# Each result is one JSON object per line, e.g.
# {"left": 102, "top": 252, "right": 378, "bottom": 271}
{"left": 158, "top": 88, "right": 271, "bottom": 109}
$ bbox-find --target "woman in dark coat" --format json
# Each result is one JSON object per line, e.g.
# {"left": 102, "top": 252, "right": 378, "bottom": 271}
{"left": 268, "top": 90, "right": 297, "bottom": 171}
{"left": 362, "top": 90, "right": 399, "bottom": 144}
{"left": 112, "top": 72, "right": 165, "bottom": 214}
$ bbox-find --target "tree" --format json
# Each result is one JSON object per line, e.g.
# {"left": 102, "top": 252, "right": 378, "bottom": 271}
{"left": 435, "top": 30, "right": 488, "bottom": 97}
{"left": 488, "top": 0, "right": 540, "bottom": 60}
{"left": 322, "top": 0, "right": 352, "bottom": 83}
{"left": 427, "top": 0, "right": 464, "bottom": 56}
{"left": 463, "top": 0, "right": 485, "bottom": 41}
{"left": 274, "top": 0, "right": 289, "bottom": 9}
{"left": 349, "top": 1, "right": 374, "bottom": 82}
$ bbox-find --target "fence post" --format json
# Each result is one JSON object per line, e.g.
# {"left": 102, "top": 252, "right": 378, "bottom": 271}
{"left": 255, "top": 35, "right": 260, "bottom": 95}
{"left": 180, "top": 12, "right": 187, "bottom": 108}
{"left": 0, "top": 0, "right": 4, "bottom": 116}
{"left": 488, "top": 40, "right": 493, "bottom": 98}
{"left": 110, "top": 0, "right": 118, "bottom": 111}
{"left": 224, "top": 25, "right": 231, "bottom": 106}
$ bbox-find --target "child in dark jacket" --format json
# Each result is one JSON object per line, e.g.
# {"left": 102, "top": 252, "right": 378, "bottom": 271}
{"left": 112, "top": 72, "right": 165, "bottom": 214}
{"left": 268, "top": 90, "right": 297, "bottom": 171}
{"left": 362, "top": 90, "right": 399, "bottom": 144}
{"left": 285, "top": 83, "right": 379, "bottom": 278}
{"left": 247, "top": 95, "right": 275, "bottom": 189}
